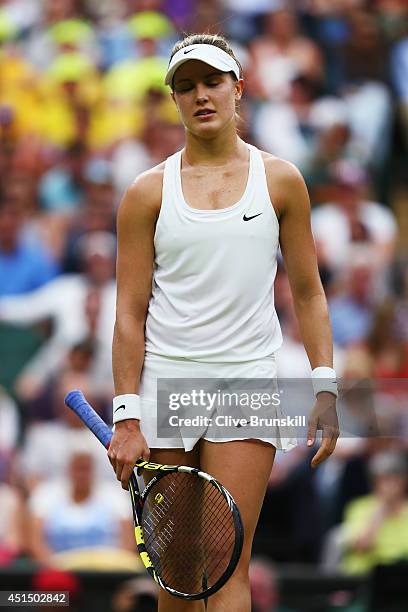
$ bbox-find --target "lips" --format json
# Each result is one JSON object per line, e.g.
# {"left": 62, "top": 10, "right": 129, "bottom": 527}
{"left": 194, "top": 109, "right": 216, "bottom": 117}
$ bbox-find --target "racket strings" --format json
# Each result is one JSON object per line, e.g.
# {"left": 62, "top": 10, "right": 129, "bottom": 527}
{"left": 198, "top": 497, "right": 235, "bottom": 557}
{"left": 144, "top": 476, "right": 206, "bottom": 587}
{"left": 145, "top": 496, "right": 209, "bottom": 591}
{"left": 191, "top": 495, "right": 236, "bottom": 582}
{"left": 141, "top": 472, "right": 236, "bottom": 594}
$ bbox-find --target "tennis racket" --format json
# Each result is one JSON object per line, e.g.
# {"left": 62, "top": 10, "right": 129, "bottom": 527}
{"left": 64, "top": 389, "right": 244, "bottom": 600}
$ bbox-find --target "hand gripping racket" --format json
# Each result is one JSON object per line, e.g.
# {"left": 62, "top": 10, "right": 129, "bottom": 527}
{"left": 64, "top": 390, "right": 244, "bottom": 600}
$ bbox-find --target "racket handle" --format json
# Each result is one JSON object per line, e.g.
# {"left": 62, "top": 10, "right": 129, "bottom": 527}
{"left": 64, "top": 389, "right": 112, "bottom": 449}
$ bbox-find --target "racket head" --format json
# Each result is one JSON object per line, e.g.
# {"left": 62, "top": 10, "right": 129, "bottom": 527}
{"left": 129, "top": 463, "right": 243, "bottom": 600}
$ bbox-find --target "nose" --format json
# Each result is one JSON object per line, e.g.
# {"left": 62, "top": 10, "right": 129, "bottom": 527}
{"left": 195, "top": 82, "right": 209, "bottom": 103}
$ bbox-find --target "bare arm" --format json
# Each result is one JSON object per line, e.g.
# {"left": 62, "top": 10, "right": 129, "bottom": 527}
{"left": 266, "top": 157, "right": 339, "bottom": 466}
{"left": 112, "top": 169, "right": 162, "bottom": 395}
{"left": 268, "top": 159, "right": 333, "bottom": 368}
{"left": 108, "top": 166, "right": 163, "bottom": 489}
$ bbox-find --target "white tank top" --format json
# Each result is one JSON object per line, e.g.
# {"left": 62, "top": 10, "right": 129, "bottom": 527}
{"left": 144, "top": 142, "right": 282, "bottom": 362}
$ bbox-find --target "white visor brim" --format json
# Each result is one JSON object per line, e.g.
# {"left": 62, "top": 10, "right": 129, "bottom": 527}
{"left": 165, "top": 44, "right": 240, "bottom": 87}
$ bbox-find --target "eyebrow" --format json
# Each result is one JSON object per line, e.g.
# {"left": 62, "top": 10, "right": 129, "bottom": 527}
{"left": 174, "top": 71, "right": 223, "bottom": 85}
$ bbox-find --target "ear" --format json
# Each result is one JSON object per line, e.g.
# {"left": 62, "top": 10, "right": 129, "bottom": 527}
{"left": 234, "top": 78, "right": 244, "bottom": 102}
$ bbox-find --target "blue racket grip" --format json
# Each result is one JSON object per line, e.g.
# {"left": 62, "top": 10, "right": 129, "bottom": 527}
{"left": 64, "top": 389, "right": 112, "bottom": 449}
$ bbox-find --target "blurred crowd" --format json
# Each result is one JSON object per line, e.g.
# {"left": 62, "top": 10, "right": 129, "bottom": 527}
{"left": 0, "top": 0, "right": 408, "bottom": 609}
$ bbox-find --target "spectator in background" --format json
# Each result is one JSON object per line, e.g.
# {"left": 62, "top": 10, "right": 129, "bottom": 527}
{"left": 0, "top": 46, "right": 41, "bottom": 149}
{"left": 339, "top": 8, "right": 393, "bottom": 170}
{"left": 328, "top": 247, "right": 379, "bottom": 347}
{"left": 2, "top": 158, "right": 78, "bottom": 262}
{"left": 343, "top": 299, "right": 408, "bottom": 380}
{"left": 102, "top": 19, "right": 171, "bottom": 105}
{"left": 22, "top": 0, "right": 94, "bottom": 71}
{"left": 111, "top": 118, "right": 183, "bottom": 195}
{"left": 342, "top": 299, "right": 408, "bottom": 438}
{"left": 340, "top": 7, "right": 389, "bottom": 86}
{"left": 21, "top": 354, "right": 114, "bottom": 493}
{"left": 312, "top": 160, "right": 397, "bottom": 273}
{"left": 253, "top": 75, "right": 324, "bottom": 171}
{"left": 248, "top": 7, "right": 324, "bottom": 102}
{"left": 0, "top": 197, "right": 59, "bottom": 296}
{"left": 27, "top": 443, "right": 134, "bottom": 565}
{"left": 0, "top": 231, "right": 116, "bottom": 401}
{"left": 22, "top": 338, "right": 98, "bottom": 423}
{"left": 38, "top": 140, "right": 87, "bottom": 214}
{"left": 253, "top": 75, "right": 354, "bottom": 187}
{"left": 305, "top": 99, "right": 356, "bottom": 204}
{"left": 61, "top": 158, "right": 117, "bottom": 272}
{"left": 340, "top": 451, "right": 408, "bottom": 575}
{"left": 39, "top": 50, "right": 100, "bottom": 149}
{"left": 93, "top": 1, "right": 134, "bottom": 71}
{"left": 221, "top": 0, "right": 272, "bottom": 43}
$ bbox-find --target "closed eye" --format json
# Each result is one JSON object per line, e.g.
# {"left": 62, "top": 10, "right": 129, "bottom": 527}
{"left": 174, "top": 79, "right": 222, "bottom": 93}
{"left": 174, "top": 83, "right": 193, "bottom": 93}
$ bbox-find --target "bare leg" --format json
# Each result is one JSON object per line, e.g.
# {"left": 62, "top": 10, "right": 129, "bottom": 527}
{"left": 199, "top": 439, "right": 276, "bottom": 612}
{"left": 148, "top": 447, "right": 206, "bottom": 612}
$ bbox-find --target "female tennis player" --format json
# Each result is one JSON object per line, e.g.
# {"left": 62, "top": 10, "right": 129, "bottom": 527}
{"left": 108, "top": 34, "right": 339, "bottom": 612}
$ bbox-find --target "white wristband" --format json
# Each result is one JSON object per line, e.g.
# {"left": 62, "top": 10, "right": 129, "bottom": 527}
{"left": 112, "top": 394, "right": 141, "bottom": 424}
{"left": 311, "top": 367, "right": 338, "bottom": 398}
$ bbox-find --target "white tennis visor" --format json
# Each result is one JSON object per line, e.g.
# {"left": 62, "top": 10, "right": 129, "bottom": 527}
{"left": 165, "top": 43, "right": 240, "bottom": 87}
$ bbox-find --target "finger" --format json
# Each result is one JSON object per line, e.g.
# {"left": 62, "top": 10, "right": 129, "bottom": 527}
{"left": 115, "top": 460, "right": 124, "bottom": 482}
{"left": 307, "top": 419, "right": 318, "bottom": 447}
{"left": 311, "top": 437, "right": 332, "bottom": 468}
{"left": 326, "top": 433, "right": 339, "bottom": 456}
{"left": 311, "top": 434, "right": 337, "bottom": 467}
{"left": 119, "top": 464, "right": 135, "bottom": 490}
{"left": 317, "top": 435, "right": 337, "bottom": 464}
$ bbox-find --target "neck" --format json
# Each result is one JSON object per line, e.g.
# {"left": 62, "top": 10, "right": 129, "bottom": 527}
{"left": 183, "top": 126, "right": 245, "bottom": 167}
{"left": 72, "top": 487, "right": 90, "bottom": 503}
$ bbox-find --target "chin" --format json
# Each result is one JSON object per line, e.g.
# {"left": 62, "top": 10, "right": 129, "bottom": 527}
{"left": 189, "top": 120, "right": 227, "bottom": 139}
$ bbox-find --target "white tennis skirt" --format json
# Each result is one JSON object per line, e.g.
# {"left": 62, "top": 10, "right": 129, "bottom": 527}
{"left": 138, "top": 352, "right": 297, "bottom": 452}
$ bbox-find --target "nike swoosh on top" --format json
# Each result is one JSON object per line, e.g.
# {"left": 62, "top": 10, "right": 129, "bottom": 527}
{"left": 114, "top": 404, "right": 126, "bottom": 413}
{"left": 243, "top": 213, "right": 263, "bottom": 221}
{"left": 184, "top": 48, "right": 196, "bottom": 54}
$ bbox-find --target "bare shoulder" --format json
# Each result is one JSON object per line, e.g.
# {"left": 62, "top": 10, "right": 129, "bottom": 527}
{"left": 259, "top": 151, "right": 309, "bottom": 217}
{"left": 260, "top": 151, "right": 305, "bottom": 186}
{"left": 119, "top": 161, "right": 165, "bottom": 222}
